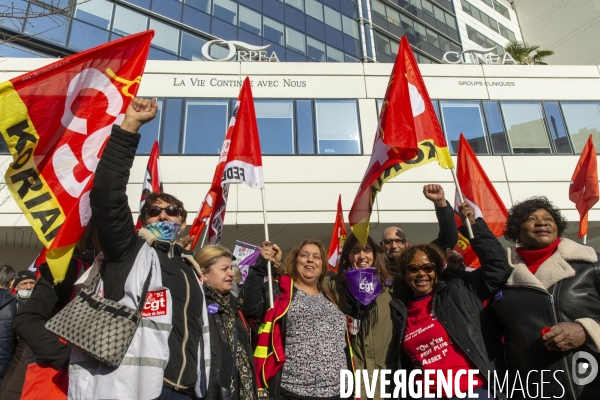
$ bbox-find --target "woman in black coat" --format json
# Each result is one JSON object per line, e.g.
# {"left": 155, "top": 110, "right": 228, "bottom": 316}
{"left": 194, "top": 245, "right": 257, "bottom": 400}
{"left": 390, "top": 203, "right": 510, "bottom": 400}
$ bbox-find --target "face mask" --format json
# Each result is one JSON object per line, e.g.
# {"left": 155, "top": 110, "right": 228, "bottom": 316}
{"left": 17, "top": 289, "right": 32, "bottom": 299}
{"left": 146, "top": 221, "right": 183, "bottom": 242}
{"left": 344, "top": 267, "right": 382, "bottom": 306}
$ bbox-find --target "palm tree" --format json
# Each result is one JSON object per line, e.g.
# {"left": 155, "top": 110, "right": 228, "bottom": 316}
{"left": 504, "top": 41, "right": 554, "bottom": 65}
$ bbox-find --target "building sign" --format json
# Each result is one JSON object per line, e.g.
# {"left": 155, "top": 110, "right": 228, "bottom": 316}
{"left": 442, "top": 47, "right": 517, "bottom": 65}
{"left": 201, "top": 40, "right": 280, "bottom": 62}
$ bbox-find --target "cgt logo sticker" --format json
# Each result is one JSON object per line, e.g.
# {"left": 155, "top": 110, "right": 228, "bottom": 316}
{"left": 142, "top": 290, "right": 167, "bottom": 318}
{"left": 572, "top": 351, "right": 598, "bottom": 385}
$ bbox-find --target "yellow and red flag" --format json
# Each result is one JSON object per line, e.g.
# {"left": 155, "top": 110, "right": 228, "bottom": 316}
{"left": 0, "top": 31, "right": 154, "bottom": 281}
{"left": 135, "top": 140, "right": 163, "bottom": 231}
{"left": 453, "top": 134, "right": 508, "bottom": 267}
{"left": 327, "top": 195, "right": 347, "bottom": 273}
{"left": 349, "top": 36, "right": 453, "bottom": 245}
{"left": 569, "top": 134, "right": 599, "bottom": 238}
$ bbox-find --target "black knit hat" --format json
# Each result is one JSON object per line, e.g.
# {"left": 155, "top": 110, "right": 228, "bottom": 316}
{"left": 14, "top": 270, "right": 36, "bottom": 287}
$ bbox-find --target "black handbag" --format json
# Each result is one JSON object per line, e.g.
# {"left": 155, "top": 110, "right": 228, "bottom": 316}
{"left": 45, "top": 266, "right": 152, "bottom": 368}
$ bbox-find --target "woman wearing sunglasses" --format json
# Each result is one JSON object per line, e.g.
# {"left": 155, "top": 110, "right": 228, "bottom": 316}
{"left": 389, "top": 203, "right": 510, "bottom": 400}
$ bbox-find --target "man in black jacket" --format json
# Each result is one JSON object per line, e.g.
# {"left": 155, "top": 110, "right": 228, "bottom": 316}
{"left": 381, "top": 184, "right": 458, "bottom": 274}
{"left": 0, "top": 264, "right": 18, "bottom": 382}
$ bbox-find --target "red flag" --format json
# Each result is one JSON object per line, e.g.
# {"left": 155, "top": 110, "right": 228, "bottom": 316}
{"left": 135, "top": 140, "right": 163, "bottom": 231}
{"left": 349, "top": 36, "right": 453, "bottom": 245}
{"left": 327, "top": 195, "right": 347, "bottom": 273}
{"left": 0, "top": 31, "right": 154, "bottom": 281}
{"left": 190, "top": 77, "right": 264, "bottom": 247}
{"left": 569, "top": 134, "right": 599, "bottom": 238}
{"left": 453, "top": 134, "right": 508, "bottom": 267}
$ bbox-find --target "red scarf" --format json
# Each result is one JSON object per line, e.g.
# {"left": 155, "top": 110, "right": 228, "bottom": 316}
{"left": 516, "top": 238, "right": 561, "bottom": 275}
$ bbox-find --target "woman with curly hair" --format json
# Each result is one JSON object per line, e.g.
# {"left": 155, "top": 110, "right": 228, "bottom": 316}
{"left": 389, "top": 203, "right": 510, "bottom": 399}
{"left": 488, "top": 196, "right": 600, "bottom": 400}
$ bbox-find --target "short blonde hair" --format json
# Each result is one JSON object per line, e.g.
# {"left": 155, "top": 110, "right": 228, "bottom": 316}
{"left": 194, "top": 245, "right": 232, "bottom": 274}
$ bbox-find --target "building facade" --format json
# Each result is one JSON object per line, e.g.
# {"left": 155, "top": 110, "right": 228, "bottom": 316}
{"left": 1, "top": 59, "right": 600, "bottom": 267}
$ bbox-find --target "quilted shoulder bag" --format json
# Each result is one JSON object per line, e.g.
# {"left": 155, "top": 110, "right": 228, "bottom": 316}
{"left": 45, "top": 265, "right": 152, "bottom": 368}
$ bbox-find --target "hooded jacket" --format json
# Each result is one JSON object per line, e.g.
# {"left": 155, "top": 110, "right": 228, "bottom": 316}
{"left": 0, "top": 289, "right": 18, "bottom": 379}
{"left": 488, "top": 238, "right": 600, "bottom": 400}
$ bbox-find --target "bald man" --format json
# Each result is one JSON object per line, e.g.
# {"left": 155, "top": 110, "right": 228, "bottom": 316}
{"left": 381, "top": 184, "right": 458, "bottom": 274}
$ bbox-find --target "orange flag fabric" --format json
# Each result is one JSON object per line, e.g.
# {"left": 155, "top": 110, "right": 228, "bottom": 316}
{"left": 327, "top": 195, "right": 347, "bottom": 273}
{"left": 0, "top": 31, "right": 154, "bottom": 281}
{"left": 569, "top": 134, "right": 599, "bottom": 238}
{"left": 349, "top": 36, "right": 453, "bottom": 245}
{"left": 454, "top": 134, "right": 508, "bottom": 267}
{"left": 135, "top": 140, "right": 163, "bottom": 231}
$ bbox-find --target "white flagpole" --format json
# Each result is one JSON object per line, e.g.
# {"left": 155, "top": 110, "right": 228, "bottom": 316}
{"left": 261, "top": 188, "right": 274, "bottom": 309}
{"left": 200, "top": 224, "right": 209, "bottom": 248}
{"left": 451, "top": 167, "right": 474, "bottom": 239}
{"left": 583, "top": 234, "right": 587, "bottom": 245}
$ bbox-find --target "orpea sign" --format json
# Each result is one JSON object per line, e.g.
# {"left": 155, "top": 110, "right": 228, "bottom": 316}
{"left": 201, "top": 40, "right": 280, "bottom": 62}
{"left": 443, "top": 47, "right": 517, "bottom": 65}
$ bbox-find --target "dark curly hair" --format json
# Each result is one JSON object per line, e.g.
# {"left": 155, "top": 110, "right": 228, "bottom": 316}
{"left": 503, "top": 196, "right": 568, "bottom": 243}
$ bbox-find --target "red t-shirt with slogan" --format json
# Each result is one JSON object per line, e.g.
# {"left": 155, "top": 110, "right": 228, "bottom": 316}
{"left": 402, "top": 294, "right": 483, "bottom": 397}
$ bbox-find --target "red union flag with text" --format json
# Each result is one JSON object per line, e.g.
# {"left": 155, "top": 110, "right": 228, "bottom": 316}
{"left": 0, "top": 31, "right": 153, "bottom": 281}
{"left": 189, "top": 77, "right": 264, "bottom": 247}
{"left": 135, "top": 140, "right": 163, "bottom": 231}
{"left": 327, "top": 195, "right": 347, "bottom": 273}
{"left": 349, "top": 36, "right": 453, "bottom": 245}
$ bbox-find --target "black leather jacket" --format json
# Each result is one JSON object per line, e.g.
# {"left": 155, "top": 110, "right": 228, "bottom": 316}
{"left": 488, "top": 239, "right": 600, "bottom": 400}
{"left": 390, "top": 219, "right": 510, "bottom": 399}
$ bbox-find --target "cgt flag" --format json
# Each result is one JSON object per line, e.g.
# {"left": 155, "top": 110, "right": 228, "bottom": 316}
{"left": 0, "top": 31, "right": 154, "bottom": 281}
{"left": 135, "top": 140, "right": 163, "bottom": 231}
{"left": 189, "top": 77, "right": 264, "bottom": 247}
{"left": 453, "top": 134, "right": 507, "bottom": 267}
{"left": 327, "top": 195, "right": 347, "bottom": 273}
{"left": 569, "top": 134, "right": 599, "bottom": 238}
{"left": 349, "top": 36, "right": 453, "bottom": 245}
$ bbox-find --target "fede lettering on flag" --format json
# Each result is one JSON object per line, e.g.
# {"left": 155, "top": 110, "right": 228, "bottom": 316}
{"left": 453, "top": 133, "right": 508, "bottom": 267}
{"left": 569, "top": 134, "right": 599, "bottom": 238}
{"left": 327, "top": 195, "right": 347, "bottom": 273}
{"left": 189, "top": 77, "right": 264, "bottom": 247}
{"left": 0, "top": 31, "right": 154, "bottom": 281}
{"left": 135, "top": 140, "right": 163, "bottom": 231}
{"left": 349, "top": 36, "right": 454, "bottom": 245}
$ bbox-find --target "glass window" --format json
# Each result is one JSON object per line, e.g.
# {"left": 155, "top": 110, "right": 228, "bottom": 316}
{"left": 74, "top": 0, "right": 113, "bottom": 29}
{"left": 0, "top": 42, "right": 49, "bottom": 57}
{"left": 341, "top": 15, "right": 359, "bottom": 39}
{"left": 499, "top": 23, "right": 516, "bottom": 41}
{"left": 180, "top": 32, "right": 206, "bottom": 60}
{"left": 372, "top": 0, "right": 386, "bottom": 21}
{"left": 324, "top": 5, "right": 341, "bottom": 30}
{"left": 431, "top": 100, "right": 440, "bottom": 123}
{"left": 482, "top": 101, "right": 509, "bottom": 154}
{"left": 492, "top": 0, "right": 510, "bottom": 19}
{"left": 127, "top": 0, "right": 150, "bottom": 7}
{"left": 211, "top": 17, "right": 237, "bottom": 39}
{"left": 151, "top": 0, "right": 183, "bottom": 21}
{"left": 440, "top": 101, "right": 489, "bottom": 154}
{"left": 0, "top": 0, "right": 27, "bottom": 31}
{"left": 183, "top": 5, "right": 211, "bottom": 32}
{"left": 113, "top": 5, "right": 148, "bottom": 35}
{"left": 285, "top": 26, "right": 305, "bottom": 54}
{"left": 24, "top": 4, "right": 69, "bottom": 45}
{"left": 541, "top": 102, "right": 571, "bottom": 154}
{"left": 561, "top": 102, "right": 600, "bottom": 153}
{"left": 184, "top": 100, "right": 229, "bottom": 155}
{"left": 162, "top": 99, "right": 183, "bottom": 155}
{"left": 68, "top": 20, "right": 109, "bottom": 51}
{"left": 326, "top": 45, "right": 344, "bottom": 61}
{"left": 500, "top": 102, "right": 551, "bottom": 154}
{"left": 297, "top": 100, "right": 315, "bottom": 154}
{"left": 315, "top": 100, "right": 361, "bottom": 154}
{"left": 385, "top": 7, "right": 401, "bottom": 28}
{"left": 305, "top": 0, "right": 323, "bottom": 21}
{"left": 375, "top": 31, "right": 390, "bottom": 55}
{"left": 150, "top": 19, "right": 179, "bottom": 54}
{"left": 137, "top": 99, "right": 164, "bottom": 154}
{"left": 255, "top": 100, "right": 294, "bottom": 154}
{"left": 239, "top": 5, "right": 261, "bottom": 35}
{"left": 186, "top": 0, "right": 212, "bottom": 13}
{"left": 213, "top": 0, "right": 237, "bottom": 24}
{"left": 263, "top": 16, "right": 284, "bottom": 45}
{"left": 307, "top": 36, "right": 325, "bottom": 61}
{"left": 286, "top": 0, "right": 304, "bottom": 11}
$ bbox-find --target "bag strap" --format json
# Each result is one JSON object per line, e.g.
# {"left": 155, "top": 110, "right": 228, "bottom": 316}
{"left": 230, "top": 321, "right": 238, "bottom": 394}
{"left": 136, "top": 263, "right": 154, "bottom": 315}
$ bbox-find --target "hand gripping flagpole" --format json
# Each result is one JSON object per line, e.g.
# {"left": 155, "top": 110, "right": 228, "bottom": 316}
{"left": 261, "top": 188, "right": 274, "bottom": 309}
{"left": 451, "top": 167, "right": 474, "bottom": 239}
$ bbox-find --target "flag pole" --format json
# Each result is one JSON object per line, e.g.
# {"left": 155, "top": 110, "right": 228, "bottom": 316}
{"left": 261, "top": 188, "right": 274, "bottom": 309}
{"left": 200, "top": 224, "right": 209, "bottom": 248}
{"left": 583, "top": 234, "right": 587, "bottom": 245}
{"left": 451, "top": 167, "right": 474, "bottom": 239}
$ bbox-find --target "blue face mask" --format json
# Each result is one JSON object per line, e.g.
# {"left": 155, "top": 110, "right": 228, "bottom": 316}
{"left": 145, "top": 221, "right": 183, "bottom": 242}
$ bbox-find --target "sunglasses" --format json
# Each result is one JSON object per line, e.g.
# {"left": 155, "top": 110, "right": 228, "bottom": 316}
{"left": 146, "top": 205, "right": 182, "bottom": 218}
{"left": 405, "top": 263, "right": 436, "bottom": 275}
{"left": 382, "top": 238, "right": 406, "bottom": 247}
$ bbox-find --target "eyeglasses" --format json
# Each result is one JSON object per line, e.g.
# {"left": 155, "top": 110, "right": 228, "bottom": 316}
{"left": 146, "top": 205, "right": 182, "bottom": 218}
{"left": 382, "top": 238, "right": 406, "bottom": 247}
{"left": 405, "top": 263, "right": 436, "bottom": 275}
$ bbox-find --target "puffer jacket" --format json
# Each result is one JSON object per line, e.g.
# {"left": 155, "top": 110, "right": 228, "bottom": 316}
{"left": 389, "top": 218, "right": 510, "bottom": 400}
{"left": 0, "top": 290, "right": 17, "bottom": 379}
{"left": 488, "top": 238, "right": 600, "bottom": 400}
